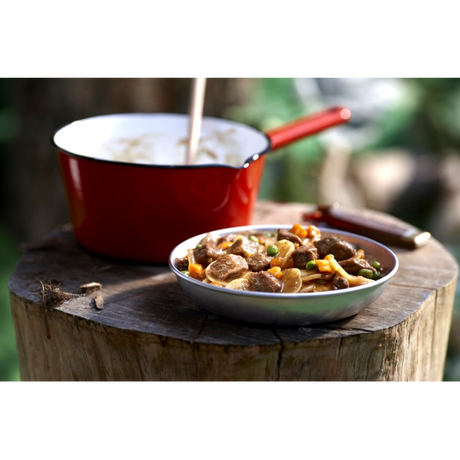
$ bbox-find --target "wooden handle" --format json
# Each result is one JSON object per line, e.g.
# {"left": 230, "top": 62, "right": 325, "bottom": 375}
{"left": 303, "top": 204, "right": 431, "bottom": 249}
{"left": 266, "top": 106, "right": 351, "bottom": 150}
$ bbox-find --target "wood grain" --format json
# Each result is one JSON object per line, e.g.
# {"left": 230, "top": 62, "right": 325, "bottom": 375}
{"left": 8, "top": 201, "right": 458, "bottom": 381}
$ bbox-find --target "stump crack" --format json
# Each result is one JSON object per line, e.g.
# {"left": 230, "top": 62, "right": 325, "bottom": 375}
{"left": 272, "top": 329, "right": 285, "bottom": 381}
{"left": 190, "top": 311, "right": 209, "bottom": 381}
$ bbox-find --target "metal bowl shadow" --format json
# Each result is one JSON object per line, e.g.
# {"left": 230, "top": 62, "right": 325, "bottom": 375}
{"left": 168, "top": 225, "right": 399, "bottom": 327}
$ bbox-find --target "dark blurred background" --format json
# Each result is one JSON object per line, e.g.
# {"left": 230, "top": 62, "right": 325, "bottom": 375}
{"left": 2, "top": 78, "right": 460, "bottom": 381}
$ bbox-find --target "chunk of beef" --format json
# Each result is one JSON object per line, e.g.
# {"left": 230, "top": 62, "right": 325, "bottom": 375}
{"left": 208, "top": 254, "right": 248, "bottom": 281}
{"left": 292, "top": 246, "right": 318, "bottom": 269}
{"left": 193, "top": 245, "right": 222, "bottom": 266}
{"left": 246, "top": 253, "right": 271, "bottom": 272}
{"left": 331, "top": 272, "right": 349, "bottom": 290}
{"left": 174, "top": 256, "right": 189, "bottom": 271}
{"left": 314, "top": 236, "right": 357, "bottom": 261}
{"left": 277, "top": 229, "right": 303, "bottom": 245}
{"left": 339, "top": 257, "right": 376, "bottom": 276}
{"left": 227, "top": 237, "right": 259, "bottom": 258}
{"left": 247, "top": 271, "right": 281, "bottom": 293}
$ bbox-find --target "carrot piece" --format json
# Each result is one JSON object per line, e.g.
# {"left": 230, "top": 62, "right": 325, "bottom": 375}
{"left": 306, "top": 225, "right": 320, "bottom": 238}
{"left": 217, "top": 241, "right": 233, "bottom": 249}
{"left": 267, "top": 266, "right": 283, "bottom": 279}
{"left": 270, "top": 257, "right": 282, "bottom": 268}
{"left": 189, "top": 263, "right": 206, "bottom": 280}
{"left": 289, "top": 223, "right": 307, "bottom": 240}
{"left": 210, "top": 282, "right": 222, "bottom": 287}
{"left": 316, "top": 259, "right": 332, "bottom": 273}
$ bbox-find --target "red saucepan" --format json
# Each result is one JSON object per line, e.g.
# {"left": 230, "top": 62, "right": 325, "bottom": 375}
{"left": 53, "top": 107, "right": 351, "bottom": 263}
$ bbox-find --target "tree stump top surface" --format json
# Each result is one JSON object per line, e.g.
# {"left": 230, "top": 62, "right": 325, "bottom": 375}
{"left": 9, "top": 201, "right": 459, "bottom": 347}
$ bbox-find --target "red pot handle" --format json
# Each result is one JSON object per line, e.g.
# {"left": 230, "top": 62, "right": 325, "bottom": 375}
{"left": 265, "top": 106, "right": 352, "bottom": 151}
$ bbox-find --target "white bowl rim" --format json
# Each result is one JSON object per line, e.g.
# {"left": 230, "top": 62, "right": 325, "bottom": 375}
{"left": 168, "top": 224, "right": 399, "bottom": 299}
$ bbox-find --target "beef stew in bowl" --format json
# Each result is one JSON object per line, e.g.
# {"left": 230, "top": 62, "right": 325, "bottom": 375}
{"left": 174, "top": 224, "right": 387, "bottom": 294}
{"left": 168, "top": 225, "right": 399, "bottom": 326}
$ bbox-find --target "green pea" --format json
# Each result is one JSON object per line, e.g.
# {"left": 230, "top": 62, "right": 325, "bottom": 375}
{"left": 264, "top": 232, "right": 276, "bottom": 237}
{"left": 195, "top": 244, "right": 203, "bottom": 249}
{"left": 372, "top": 260, "right": 381, "bottom": 269}
{"left": 373, "top": 271, "right": 383, "bottom": 280}
{"left": 249, "top": 235, "right": 258, "bottom": 242}
{"left": 306, "top": 260, "right": 317, "bottom": 270}
{"left": 181, "top": 270, "right": 190, "bottom": 276}
{"left": 359, "top": 269, "right": 374, "bottom": 279}
{"left": 267, "top": 244, "right": 279, "bottom": 256}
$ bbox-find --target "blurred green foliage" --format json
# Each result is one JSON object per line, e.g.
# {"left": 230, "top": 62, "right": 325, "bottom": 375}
{"left": 227, "top": 78, "right": 460, "bottom": 233}
{"left": 223, "top": 78, "right": 325, "bottom": 204}
{"left": 0, "top": 226, "right": 20, "bottom": 381}
{"left": 0, "top": 79, "right": 20, "bottom": 380}
{"left": 392, "top": 79, "right": 460, "bottom": 156}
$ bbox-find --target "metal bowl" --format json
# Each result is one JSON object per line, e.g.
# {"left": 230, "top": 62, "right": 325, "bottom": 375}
{"left": 168, "top": 225, "right": 399, "bottom": 326}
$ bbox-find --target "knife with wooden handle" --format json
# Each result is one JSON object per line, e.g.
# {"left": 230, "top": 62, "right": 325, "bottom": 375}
{"left": 302, "top": 203, "right": 431, "bottom": 249}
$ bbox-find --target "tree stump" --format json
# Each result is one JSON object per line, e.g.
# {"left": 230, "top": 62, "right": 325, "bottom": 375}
{"left": 9, "top": 201, "right": 458, "bottom": 381}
